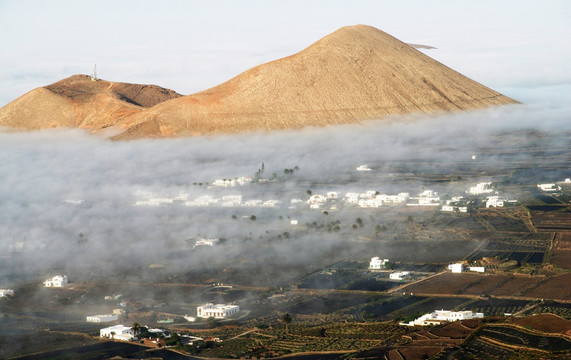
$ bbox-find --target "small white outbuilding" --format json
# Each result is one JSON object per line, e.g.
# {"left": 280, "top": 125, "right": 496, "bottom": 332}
{"left": 44, "top": 275, "right": 68, "bottom": 287}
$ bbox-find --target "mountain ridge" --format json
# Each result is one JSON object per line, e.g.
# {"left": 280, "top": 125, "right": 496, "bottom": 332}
{"left": 0, "top": 25, "right": 518, "bottom": 139}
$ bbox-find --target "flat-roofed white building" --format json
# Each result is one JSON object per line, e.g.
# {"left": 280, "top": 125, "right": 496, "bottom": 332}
{"left": 244, "top": 199, "right": 263, "bottom": 207}
{"left": 448, "top": 263, "right": 463, "bottom": 273}
{"left": 370, "top": 257, "right": 389, "bottom": 270}
{"left": 308, "top": 194, "right": 327, "bottom": 204}
{"left": 359, "top": 198, "right": 382, "bottom": 208}
{"left": 44, "top": 275, "right": 68, "bottom": 287}
{"left": 197, "top": 303, "right": 240, "bottom": 319}
{"left": 389, "top": 271, "right": 410, "bottom": 280}
{"left": 326, "top": 192, "right": 338, "bottom": 199}
{"left": 262, "top": 200, "right": 281, "bottom": 208}
{"left": 87, "top": 314, "right": 119, "bottom": 323}
{"left": 356, "top": 164, "right": 371, "bottom": 171}
{"left": 400, "top": 310, "right": 484, "bottom": 326}
{"left": 100, "top": 324, "right": 134, "bottom": 340}
{"left": 537, "top": 183, "right": 557, "bottom": 192}
{"left": 486, "top": 196, "right": 506, "bottom": 208}
{"left": 0, "top": 289, "right": 14, "bottom": 297}
{"left": 468, "top": 182, "right": 493, "bottom": 195}
{"left": 345, "top": 192, "right": 360, "bottom": 204}
{"left": 469, "top": 266, "right": 486, "bottom": 273}
{"left": 441, "top": 205, "right": 454, "bottom": 212}
{"left": 194, "top": 239, "right": 219, "bottom": 248}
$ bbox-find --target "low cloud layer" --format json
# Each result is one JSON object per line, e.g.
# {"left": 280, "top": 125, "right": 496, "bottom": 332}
{"left": 1, "top": 86, "right": 569, "bottom": 286}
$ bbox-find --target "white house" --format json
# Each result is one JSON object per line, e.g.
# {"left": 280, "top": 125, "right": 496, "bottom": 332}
{"left": 486, "top": 196, "right": 506, "bottom": 208}
{"left": 185, "top": 195, "right": 218, "bottom": 207}
{"left": 326, "top": 192, "right": 338, "bottom": 199}
{"left": 100, "top": 324, "right": 134, "bottom": 340}
{"left": 194, "top": 239, "right": 219, "bottom": 248}
{"left": 448, "top": 263, "right": 463, "bottom": 273}
{"left": 370, "top": 257, "right": 389, "bottom": 270}
{"left": 262, "top": 200, "right": 281, "bottom": 208}
{"left": 345, "top": 193, "right": 360, "bottom": 204}
{"left": 469, "top": 266, "right": 486, "bottom": 273}
{"left": 197, "top": 303, "right": 240, "bottom": 319}
{"left": 87, "top": 314, "right": 119, "bottom": 323}
{"left": 359, "top": 198, "right": 382, "bottom": 208}
{"left": 389, "top": 271, "right": 410, "bottom": 280}
{"left": 458, "top": 207, "right": 468, "bottom": 213}
{"left": 44, "top": 275, "right": 68, "bottom": 287}
{"left": 441, "top": 205, "right": 454, "bottom": 212}
{"left": 407, "top": 190, "right": 440, "bottom": 206}
{"left": 308, "top": 194, "right": 327, "bottom": 205}
{"left": 400, "top": 310, "right": 484, "bottom": 326}
{"left": 468, "top": 182, "right": 494, "bottom": 195}
{"left": 0, "top": 289, "right": 14, "bottom": 297}
{"left": 537, "top": 183, "right": 557, "bottom": 192}
{"left": 244, "top": 199, "right": 263, "bottom": 207}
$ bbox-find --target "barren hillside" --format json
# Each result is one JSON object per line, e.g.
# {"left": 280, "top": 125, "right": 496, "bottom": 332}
{"left": 0, "top": 75, "right": 181, "bottom": 131}
{"left": 0, "top": 25, "right": 517, "bottom": 139}
{"left": 115, "top": 25, "right": 517, "bottom": 139}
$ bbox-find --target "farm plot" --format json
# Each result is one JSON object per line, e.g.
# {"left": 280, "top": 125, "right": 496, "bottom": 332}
{"left": 530, "top": 302, "right": 571, "bottom": 319}
{"left": 355, "top": 296, "right": 425, "bottom": 320}
{"left": 459, "top": 274, "right": 513, "bottom": 296}
{"left": 390, "top": 297, "right": 473, "bottom": 319}
{"left": 532, "top": 212, "right": 571, "bottom": 231}
{"left": 399, "top": 272, "right": 483, "bottom": 295}
{"left": 395, "top": 263, "right": 444, "bottom": 273}
{"left": 343, "top": 278, "right": 402, "bottom": 292}
{"left": 284, "top": 293, "right": 382, "bottom": 315}
{"left": 480, "top": 214, "right": 530, "bottom": 232}
{"left": 551, "top": 232, "right": 571, "bottom": 269}
{"left": 488, "top": 275, "right": 543, "bottom": 297}
{"left": 551, "top": 250, "right": 571, "bottom": 269}
{"left": 430, "top": 320, "right": 480, "bottom": 338}
{"left": 298, "top": 270, "right": 360, "bottom": 289}
{"left": 434, "top": 338, "right": 514, "bottom": 360}
{"left": 466, "top": 250, "right": 545, "bottom": 265}
{"left": 461, "top": 298, "right": 531, "bottom": 316}
{"left": 322, "top": 322, "right": 406, "bottom": 340}
{"left": 485, "top": 233, "right": 551, "bottom": 251}
{"left": 430, "top": 214, "right": 486, "bottom": 231}
{"left": 481, "top": 325, "right": 571, "bottom": 352}
{"left": 534, "top": 195, "right": 564, "bottom": 205}
{"left": 514, "top": 313, "right": 571, "bottom": 334}
{"left": 524, "top": 273, "right": 571, "bottom": 300}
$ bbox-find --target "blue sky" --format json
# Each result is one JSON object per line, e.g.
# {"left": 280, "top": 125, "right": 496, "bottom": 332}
{"left": 0, "top": 0, "right": 570, "bottom": 106}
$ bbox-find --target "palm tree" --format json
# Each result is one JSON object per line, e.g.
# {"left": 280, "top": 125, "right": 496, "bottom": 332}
{"left": 110, "top": 331, "right": 116, "bottom": 340}
{"left": 131, "top": 322, "right": 140, "bottom": 338}
{"left": 281, "top": 313, "right": 292, "bottom": 335}
{"left": 322, "top": 211, "right": 329, "bottom": 226}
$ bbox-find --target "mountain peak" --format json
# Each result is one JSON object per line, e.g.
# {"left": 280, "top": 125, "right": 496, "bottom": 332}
{"left": 0, "top": 25, "right": 517, "bottom": 139}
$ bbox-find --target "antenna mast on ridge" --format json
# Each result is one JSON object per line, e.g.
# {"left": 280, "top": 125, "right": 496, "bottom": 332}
{"left": 91, "top": 64, "right": 98, "bottom": 81}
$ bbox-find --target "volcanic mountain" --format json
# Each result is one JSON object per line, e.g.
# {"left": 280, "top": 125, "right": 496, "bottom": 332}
{"left": 0, "top": 75, "right": 181, "bottom": 131}
{"left": 0, "top": 25, "right": 517, "bottom": 139}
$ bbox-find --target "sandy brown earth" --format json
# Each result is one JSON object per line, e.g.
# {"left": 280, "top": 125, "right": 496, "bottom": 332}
{"left": 0, "top": 25, "right": 518, "bottom": 139}
{"left": 514, "top": 313, "right": 571, "bottom": 335}
{"left": 0, "top": 75, "right": 181, "bottom": 131}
